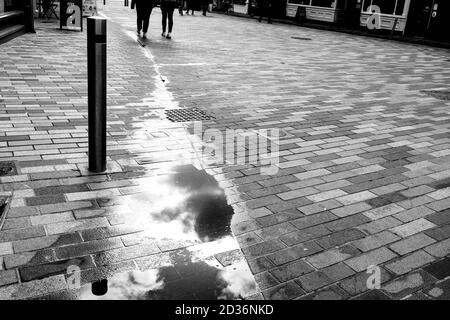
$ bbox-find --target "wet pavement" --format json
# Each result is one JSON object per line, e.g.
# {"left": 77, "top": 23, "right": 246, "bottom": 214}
{"left": 1, "top": 0, "right": 450, "bottom": 300}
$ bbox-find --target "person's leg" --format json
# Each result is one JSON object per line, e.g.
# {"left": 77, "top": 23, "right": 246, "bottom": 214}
{"left": 143, "top": 7, "right": 152, "bottom": 34}
{"left": 161, "top": 7, "right": 168, "bottom": 34}
{"left": 167, "top": 5, "right": 174, "bottom": 33}
{"left": 136, "top": 6, "right": 143, "bottom": 33}
{"left": 267, "top": 4, "right": 272, "bottom": 23}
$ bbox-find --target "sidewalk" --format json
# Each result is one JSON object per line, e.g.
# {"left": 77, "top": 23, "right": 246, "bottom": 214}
{"left": 1, "top": 0, "right": 450, "bottom": 300}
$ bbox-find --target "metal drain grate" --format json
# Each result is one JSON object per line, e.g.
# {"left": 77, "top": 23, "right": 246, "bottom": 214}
{"left": 291, "top": 36, "right": 312, "bottom": 41}
{"left": 0, "top": 161, "right": 17, "bottom": 176}
{"left": 421, "top": 90, "right": 450, "bottom": 101}
{"left": 165, "top": 108, "right": 215, "bottom": 122}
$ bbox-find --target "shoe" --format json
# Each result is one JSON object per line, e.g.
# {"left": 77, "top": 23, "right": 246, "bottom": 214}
{"left": 161, "top": 32, "right": 166, "bottom": 37}
{"left": 166, "top": 33, "right": 172, "bottom": 39}
{"left": 137, "top": 30, "right": 141, "bottom": 36}
{"left": 268, "top": 20, "right": 272, "bottom": 24}
{"left": 142, "top": 33, "right": 147, "bottom": 39}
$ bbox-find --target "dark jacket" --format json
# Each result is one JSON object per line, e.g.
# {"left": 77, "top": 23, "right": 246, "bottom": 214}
{"left": 131, "top": 0, "right": 154, "bottom": 9}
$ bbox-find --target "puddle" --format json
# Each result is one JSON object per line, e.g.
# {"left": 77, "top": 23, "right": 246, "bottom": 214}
{"left": 122, "top": 164, "right": 235, "bottom": 243}
{"left": 69, "top": 165, "right": 258, "bottom": 300}
{"left": 78, "top": 249, "right": 257, "bottom": 300}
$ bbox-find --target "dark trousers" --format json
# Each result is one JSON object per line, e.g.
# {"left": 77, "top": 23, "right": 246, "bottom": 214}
{"left": 136, "top": 4, "right": 153, "bottom": 32}
{"left": 162, "top": 3, "right": 176, "bottom": 33}
{"left": 258, "top": 4, "right": 272, "bottom": 23}
{"left": 186, "top": 0, "right": 194, "bottom": 13}
{"left": 201, "top": 0, "right": 208, "bottom": 15}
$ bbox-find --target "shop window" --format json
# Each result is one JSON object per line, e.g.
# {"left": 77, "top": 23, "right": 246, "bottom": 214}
{"left": 311, "top": 0, "right": 335, "bottom": 7}
{"left": 289, "top": 0, "right": 312, "bottom": 5}
{"left": 364, "top": 0, "right": 406, "bottom": 15}
{"left": 394, "top": 0, "right": 405, "bottom": 15}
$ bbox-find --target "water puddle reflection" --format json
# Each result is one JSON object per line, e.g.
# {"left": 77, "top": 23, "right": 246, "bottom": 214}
{"left": 79, "top": 249, "right": 257, "bottom": 300}
{"left": 75, "top": 165, "right": 258, "bottom": 300}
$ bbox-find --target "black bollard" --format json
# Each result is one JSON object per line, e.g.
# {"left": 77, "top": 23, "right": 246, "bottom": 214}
{"left": 92, "top": 279, "right": 108, "bottom": 296}
{"left": 124, "top": 0, "right": 129, "bottom": 6}
{"left": 24, "top": 0, "right": 35, "bottom": 33}
{"left": 87, "top": 17, "right": 107, "bottom": 173}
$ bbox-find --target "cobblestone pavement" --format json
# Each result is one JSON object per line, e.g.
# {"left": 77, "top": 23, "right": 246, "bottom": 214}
{"left": 1, "top": 0, "right": 450, "bottom": 300}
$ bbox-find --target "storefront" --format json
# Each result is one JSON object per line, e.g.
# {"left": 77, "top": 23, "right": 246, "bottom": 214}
{"left": 286, "top": 0, "right": 346, "bottom": 23}
{"left": 405, "top": 0, "right": 450, "bottom": 42}
{"left": 360, "top": 0, "right": 410, "bottom": 32}
{"left": 0, "top": 0, "right": 23, "bottom": 12}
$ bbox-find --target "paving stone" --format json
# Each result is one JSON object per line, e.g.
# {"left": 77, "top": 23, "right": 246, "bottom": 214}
{"left": 357, "top": 216, "right": 403, "bottom": 235}
{"left": 80, "top": 225, "right": 144, "bottom": 242}
{"left": 306, "top": 189, "right": 347, "bottom": 203}
{"left": 269, "top": 259, "right": 315, "bottom": 283}
{"left": 316, "top": 228, "right": 366, "bottom": 250}
{"left": 247, "top": 256, "right": 275, "bottom": 274}
{"left": 298, "top": 199, "right": 342, "bottom": 215}
{"left": 425, "top": 278, "right": 450, "bottom": 300}
{"left": 425, "top": 209, "right": 450, "bottom": 225}
{"left": 389, "top": 233, "right": 436, "bottom": 255}
{"left": 254, "top": 272, "right": 280, "bottom": 290}
{"left": 424, "top": 238, "right": 450, "bottom": 257}
{"left": 306, "top": 245, "right": 360, "bottom": 269}
{"left": 262, "top": 281, "right": 305, "bottom": 300}
{"left": 12, "top": 233, "right": 83, "bottom": 253}
{"left": 92, "top": 242, "right": 160, "bottom": 266}
{"left": 242, "top": 239, "right": 286, "bottom": 258}
{"left": 277, "top": 187, "right": 318, "bottom": 201}
{"left": 0, "top": 274, "right": 68, "bottom": 300}
{"left": 247, "top": 207, "right": 273, "bottom": 218}
{"left": 393, "top": 206, "right": 435, "bottom": 223}
{"left": 381, "top": 270, "right": 437, "bottom": 299}
{"left": 45, "top": 217, "right": 110, "bottom": 235}
{"left": 25, "top": 194, "right": 66, "bottom": 206}
{"left": 363, "top": 204, "right": 405, "bottom": 220}
{"left": 4, "top": 249, "right": 57, "bottom": 269}
{"left": 295, "top": 271, "right": 334, "bottom": 292}
{"left": 291, "top": 211, "right": 337, "bottom": 230}
{"left": 299, "top": 285, "right": 349, "bottom": 300}
{"left": 425, "top": 224, "right": 450, "bottom": 241}
{"left": 0, "top": 226, "right": 46, "bottom": 242}
{"left": 279, "top": 225, "right": 330, "bottom": 246}
{"left": 0, "top": 242, "right": 13, "bottom": 256}
{"left": 423, "top": 257, "right": 450, "bottom": 280}
{"left": 339, "top": 268, "right": 393, "bottom": 296}
{"left": 267, "top": 241, "right": 322, "bottom": 266}
{"left": 7, "top": 206, "right": 39, "bottom": 218}
{"left": 390, "top": 218, "right": 436, "bottom": 238}
{"left": 30, "top": 212, "right": 74, "bottom": 226}
{"left": 351, "top": 231, "right": 400, "bottom": 252}
{"left": 351, "top": 289, "right": 392, "bottom": 300}
{"left": 19, "top": 256, "right": 95, "bottom": 282}
{"left": 0, "top": 269, "right": 19, "bottom": 287}
{"left": 344, "top": 247, "right": 398, "bottom": 272}
{"left": 254, "top": 222, "right": 297, "bottom": 240}
{"left": 38, "top": 201, "right": 95, "bottom": 214}
{"left": 385, "top": 250, "right": 435, "bottom": 275}
{"left": 321, "top": 262, "right": 355, "bottom": 282}
{"left": 324, "top": 213, "right": 371, "bottom": 232}
{"left": 2, "top": 217, "right": 32, "bottom": 230}
{"left": 426, "top": 198, "right": 450, "bottom": 212}
{"left": 331, "top": 202, "right": 372, "bottom": 218}
{"left": 55, "top": 238, "right": 124, "bottom": 260}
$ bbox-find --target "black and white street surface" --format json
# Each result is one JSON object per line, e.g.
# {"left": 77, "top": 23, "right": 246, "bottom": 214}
{"left": 0, "top": 0, "right": 450, "bottom": 300}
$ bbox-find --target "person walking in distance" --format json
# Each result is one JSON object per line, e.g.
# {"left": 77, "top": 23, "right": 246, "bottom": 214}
{"left": 201, "top": 0, "right": 208, "bottom": 16}
{"left": 258, "top": 0, "right": 272, "bottom": 24}
{"left": 131, "top": 0, "right": 154, "bottom": 38}
{"left": 185, "top": 0, "right": 195, "bottom": 15}
{"left": 161, "top": 0, "right": 177, "bottom": 39}
{"left": 178, "top": 0, "right": 185, "bottom": 15}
